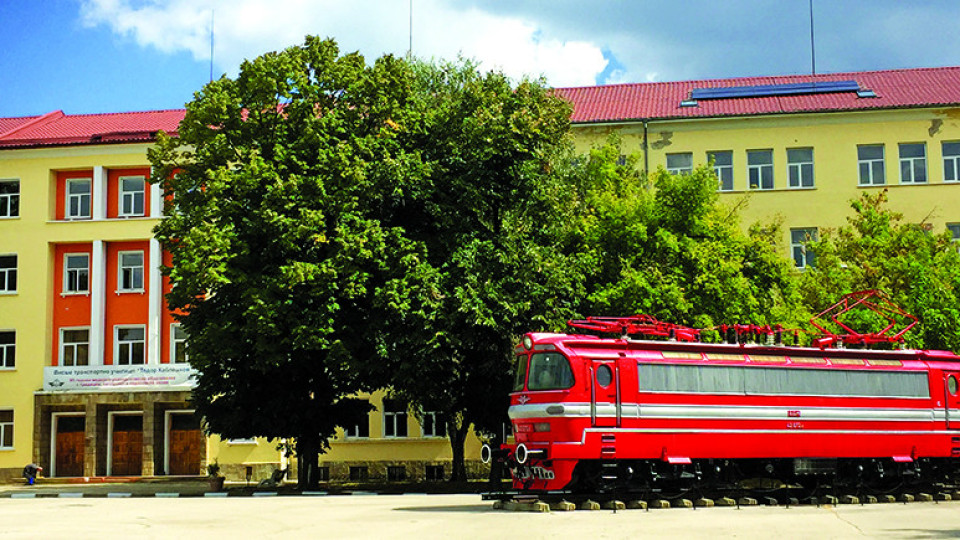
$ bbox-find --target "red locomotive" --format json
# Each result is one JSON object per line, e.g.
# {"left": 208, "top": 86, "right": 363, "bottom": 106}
{"left": 484, "top": 291, "right": 960, "bottom": 494}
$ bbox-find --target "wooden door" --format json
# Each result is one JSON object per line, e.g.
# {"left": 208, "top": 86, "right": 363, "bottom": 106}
{"left": 168, "top": 413, "right": 204, "bottom": 475}
{"left": 55, "top": 416, "right": 85, "bottom": 477}
{"left": 111, "top": 415, "right": 143, "bottom": 476}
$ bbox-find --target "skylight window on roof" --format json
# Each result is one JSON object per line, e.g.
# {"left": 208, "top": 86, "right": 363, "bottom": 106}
{"left": 690, "top": 80, "right": 861, "bottom": 100}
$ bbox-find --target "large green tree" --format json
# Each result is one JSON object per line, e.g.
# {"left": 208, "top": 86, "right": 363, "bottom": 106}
{"left": 150, "top": 37, "right": 428, "bottom": 488}
{"left": 377, "top": 59, "right": 586, "bottom": 481}
{"left": 800, "top": 190, "right": 960, "bottom": 351}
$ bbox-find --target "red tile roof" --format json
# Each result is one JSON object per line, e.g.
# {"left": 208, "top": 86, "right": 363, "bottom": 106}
{"left": 0, "top": 109, "right": 184, "bottom": 148}
{"left": 555, "top": 66, "right": 960, "bottom": 123}
{"left": 2, "top": 66, "right": 959, "bottom": 147}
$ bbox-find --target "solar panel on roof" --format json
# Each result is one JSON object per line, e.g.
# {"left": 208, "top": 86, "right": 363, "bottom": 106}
{"left": 690, "top": 80, "right": 861, "bottom": 100}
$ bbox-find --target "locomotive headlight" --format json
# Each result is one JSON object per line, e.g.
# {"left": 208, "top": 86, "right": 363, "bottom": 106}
{"left": 533, "top": 422, "right": 551, "bottom": 432}
{"left": 522, "top": 335, "right": 534, "bottom": 350}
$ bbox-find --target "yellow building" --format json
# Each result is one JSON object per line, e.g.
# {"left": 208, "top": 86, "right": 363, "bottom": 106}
{"left": 4, "top": 65, "right": 959, "bottom": 482}
{"left": 557, "top": 67, "right": 960, "bottom": 264}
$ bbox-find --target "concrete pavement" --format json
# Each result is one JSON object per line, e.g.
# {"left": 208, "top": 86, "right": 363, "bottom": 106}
{"left": 2, "top": 493, "right": 960, "bottom": 539}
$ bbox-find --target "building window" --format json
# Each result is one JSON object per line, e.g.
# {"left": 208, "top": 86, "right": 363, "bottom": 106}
{"left": 0, "top": 410, "right": 12, "bottom": 449}
{"left": 349, "top": 466, "right": 369, "bottom": 482}
{"left": 343, "top": 400, "right": 370, "bottom": 438}
{"left": 858, "top": 145, "right": 885, "bottom": 186}
{"left": 0, "top": 180, "right": 19, "bottom": 218}
{"left": 317, "top": 466, "right": 330, "bottom": 482}
{"left": 66, "top": 178, "right": 92, "bottom": 219}
{"left": 119, "top": 176, "right": 146, "bottom": 217}
{"left": 425, "top": 465, "right": 445, "bottom": 482}
{"left": 899, "top": 143, "right": 927, "bottom": 184}
{"left": 787, "top": 148, "right": 814, "bottom": 188}
{"left": 116, "top": 326, "right": 146, "bottom": 365}
{"left": 64, "top": 254, "right": 90, "bottom": 294}
{"left": 708, "top": 151, "right": 733, "bottom": 191}
{"left": 171, "top": 324, "right": 189, "bottom": 364}
{"left": 118, "top": 251, "right": 144, "bottom": 292}
{"left": 666, "top": 153, "right": 693, "bottom": 175}
{"left": 943, "top": 142, "right": 960, "bottom": 182}
{"left": 0, "top": 255, "right": 16, "bottom": 293}
{"left": 387, "top": 466, "right": 407, "bottom": 482}
{"left": 420, "top": 411, "right": 446, "bottom": 438}
{"left": 383, "top": 399, "right": 408, "bottom": 438}
{"left": 948, "top": 224, "right": 960, "bottom": 252}
{"left": 0, "top": 331, "right": 14, "bottom": 369}
{"left": 747, "top": 150, "right": 774, "bottom": 190}
{"left": 790, "top": 228, "right": 818, "bottom": 269}
{"left": 61, "top": 328, "right": 90, "bottom": 366}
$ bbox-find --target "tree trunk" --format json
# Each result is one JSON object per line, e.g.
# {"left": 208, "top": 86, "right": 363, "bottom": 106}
{"left": 296, "top": 435, "right": 320, "bottom": 490}
{"left": 447, "top": 421, "right": 469, "bottom": 482}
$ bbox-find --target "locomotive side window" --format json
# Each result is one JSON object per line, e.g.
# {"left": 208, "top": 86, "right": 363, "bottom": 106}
{"left": 638, "top": 363, "right": 930, "bottom": 398}
{"left": 595, "top": 364, "right": 613, "bottom": 387}
{"left": 527, "top": 353, "right": 575, "bottom": 391}
{"left": 949, "top": 375, "right": 959, "bottom": 395}
{"left": 512, "top": 355, "right": 528, "bottom": 391}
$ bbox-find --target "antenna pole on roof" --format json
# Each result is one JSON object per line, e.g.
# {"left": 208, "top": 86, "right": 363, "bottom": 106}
{"left": 809, "top": 0, "right": 817, "bottom": 76}
{"left": 210, "top": 10, "right": 215, "bottom": 83}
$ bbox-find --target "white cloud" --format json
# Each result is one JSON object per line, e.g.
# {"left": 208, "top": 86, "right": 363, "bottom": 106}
{"left": 78, "top": 0, "right": 608, "bottom": 87}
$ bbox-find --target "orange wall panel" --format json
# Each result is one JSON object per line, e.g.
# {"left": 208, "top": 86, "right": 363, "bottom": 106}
{"left": 55, "top": 170, "right": 93, "bottom": 221}
{"left": 103, "top": 240, "right": 150, "bottom": 365}
{"left": 107, "top": 167, "right": 151, "bottom": 219}
{"left": 51, "top": 244, "right": 93, "bottom": 366}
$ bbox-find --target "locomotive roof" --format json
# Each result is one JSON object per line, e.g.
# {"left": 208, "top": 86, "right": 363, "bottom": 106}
{"left": 520, "top": 332, "right": 960, "bottom": 368}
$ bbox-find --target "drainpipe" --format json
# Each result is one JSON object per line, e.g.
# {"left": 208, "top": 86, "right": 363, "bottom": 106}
{"left": 642, "top": 120, "right": 650, "bottom": 180}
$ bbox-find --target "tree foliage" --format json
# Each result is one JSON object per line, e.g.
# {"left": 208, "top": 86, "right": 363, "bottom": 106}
{"left": 150, "top": 37, "right": 429, "bottom": 487}
{"left": 801, "top": 190, "right": 960, "bottom": 351}
{"left": 562, "top": 143, "right": 807, "bottom": 334}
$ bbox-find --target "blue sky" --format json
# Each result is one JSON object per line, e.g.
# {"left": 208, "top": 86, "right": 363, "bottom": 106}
{"left": 2, "top": 1, "right": 959, "bottom": 118}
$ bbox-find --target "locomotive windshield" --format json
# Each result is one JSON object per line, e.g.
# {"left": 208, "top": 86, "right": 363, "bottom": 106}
{"left": 527, "top": 352, "right": 575, "bottom": 391}
{"left": 512, "top": 355, "right": 528, "bottom": 391}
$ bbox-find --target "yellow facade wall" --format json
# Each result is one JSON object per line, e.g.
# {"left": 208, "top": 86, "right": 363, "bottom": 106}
{"left": 571, "top": 108, "right": 960, "bottom": 249}
{"left": 0, "top": 143, "right": 159, "bottom": 478}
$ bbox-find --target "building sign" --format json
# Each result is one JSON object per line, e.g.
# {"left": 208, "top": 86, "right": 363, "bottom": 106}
{"left": 43, "top": 364, "right": 197, "bottom": 393}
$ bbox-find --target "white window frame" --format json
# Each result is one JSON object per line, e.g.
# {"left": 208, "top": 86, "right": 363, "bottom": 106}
{"left": 64, "top": 253, "right": 90, "bottom": 294}
{"left": 0, "top": 179, "right": 19, "bottom": 219}
{"left": 666, "top": 153, "right": 693, "bottom": 175}
{"left": 857, "top": 144, "right": 886, "bottom": 186}
{"left": 0, "top": 409, "right": 12, "bottom": 450}
{"left": 790, "top": 228, "right": 818, "bottom": 269}
{"left": 747, "top": 150, "right": 774, "bottom": 190}
{"left": 948, "top": 223, "right": 960, "bottom": 253}
{"left": 787, "top": 147, "right": 815, "bottom": 188}
{"left": 708, "top": 151, "right": 734, "bottom": 191}
{"left": 899, "top": 143, "right": 927, "bottom": 184}
{"left": 65, "top": 178, "right": 92, "bottom": 220}
{"left": 0, "top": 330, "right": 14, "bottom": 370}
{"left": 343, "top": 401, "right": 370, "bottom": 439}
{"left": 0, "top": 254, "right": 16, "bottom": 294}
{"left": 60, "top": 327, "right": 90, "bottom": 367}
{"left": 419, "top": 411, "right": 445, "bottom": 438}
{"left": 383, "top": 399, "right": 408, "bottom": 438}
{"left": 118, "top": 175, "right": 146, "bottom": 217}
{"left": 118, "top": 251, "right": 144, "bottom": 293}
{"left": 115, "top": 325, "right": 147, "bottom": 365}
{"left": 943, "top": 142, "right": 960, "bottom": 183}
{"left": 170, "top": 323, "right": 188, "bottom": 364}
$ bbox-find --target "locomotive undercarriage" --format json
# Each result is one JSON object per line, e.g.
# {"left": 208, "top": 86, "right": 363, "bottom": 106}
{"left": 563, "top": 457, "right": 960, "bottom": 500}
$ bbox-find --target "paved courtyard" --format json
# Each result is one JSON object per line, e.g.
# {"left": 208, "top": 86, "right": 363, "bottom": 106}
{"left": 2, "top": 493, "right": 960, "bottom": 539}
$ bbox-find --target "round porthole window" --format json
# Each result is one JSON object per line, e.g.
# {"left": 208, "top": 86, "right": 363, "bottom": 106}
{"left": 596, "top": 364, "right": 613, "bottom": 387}
{"left": 949, "top": 375, "right": 958, "bottom": 396}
